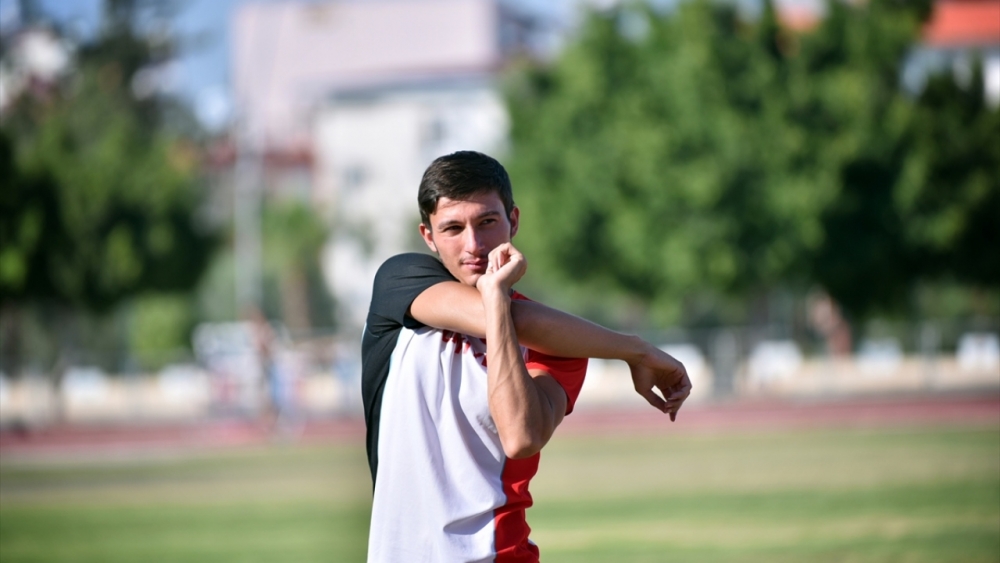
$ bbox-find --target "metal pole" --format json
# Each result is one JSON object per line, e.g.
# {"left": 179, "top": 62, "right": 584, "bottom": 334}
{"left": 234, "top": 118, "right": 262, "bottom": 313}
{"left": 711, "top": 329, "right": 740, "bottom": 399}
{"left": 920, "top": 321, "right": 941, "bottom": 388}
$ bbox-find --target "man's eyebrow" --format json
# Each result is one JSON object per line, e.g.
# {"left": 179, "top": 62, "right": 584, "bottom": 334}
{"left": 436, "top": 210, "right": 502, "bottom": 229}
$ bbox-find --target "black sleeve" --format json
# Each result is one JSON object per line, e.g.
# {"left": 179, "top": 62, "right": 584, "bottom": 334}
{"left": 362, "top": 253, "right": 455, "bottom": 485}
{"left": 365, "top": 252, "right": 455, "bottom": 337}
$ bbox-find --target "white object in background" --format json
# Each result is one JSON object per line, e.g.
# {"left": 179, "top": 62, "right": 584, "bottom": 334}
{"left": 192, "top": 322, "right": 262, "bottom": 385}
{"left": 0, "top": 373, "right": 8, "bottom": 407}
{"left": 578, "top": 343, "right": 711, "bottom": 407}
{"left": 661, "top": 344, "right": 709, "bottom": 396}
{"left": 747, "top": 340, "right": 803, "bottom": 385}
{"left": 62, "top": 367, "right": 110, "bottom": 403}
{"left": 157, "top": 364, "right": 211, "bottom": 403}
{"left": 192, "top": 322, "right": 264, "bottom": 411}
{"left": 193, "top": 322, "right": 255, "bottom": 359}
{"left": 581, "top": 358, "right": 611, "bottom": 391}
{"left": 985, "top": 55, "right": 1000, "bottom": 107}
{"left": 858, "top": 338, "right": 903, "bottom": 377}
{"left": 957, "top": 333, "right": 1000, "bottom": 374}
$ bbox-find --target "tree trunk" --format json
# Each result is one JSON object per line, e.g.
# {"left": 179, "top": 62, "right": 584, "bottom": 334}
{"left": 0, "top": 302, "right": 23, "bottom": 378}
{"left": 280, "top": 265, "right": 311, "bottom": 337}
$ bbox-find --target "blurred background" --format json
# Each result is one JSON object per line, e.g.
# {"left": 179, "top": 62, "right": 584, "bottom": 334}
{"left": 0, "top": 0, "right": 997, "bottom": 561}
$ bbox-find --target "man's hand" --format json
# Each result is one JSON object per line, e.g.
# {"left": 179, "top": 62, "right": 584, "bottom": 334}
{"left": 476, "top": 243, "right": 527, "bottom": 298}
{"left": 629, "top": 345, "right": 691, "bottom": 421}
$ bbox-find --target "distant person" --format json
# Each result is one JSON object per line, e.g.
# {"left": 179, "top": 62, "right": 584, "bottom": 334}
{"left": 362, "top": 151, "right": 691, "bottom": 562}
{"left": 247, "top": 306, "right": 297, "bottom": 435}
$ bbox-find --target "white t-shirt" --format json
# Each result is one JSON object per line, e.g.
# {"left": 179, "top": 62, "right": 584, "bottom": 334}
{"left": 361, "top": 253, "right": 586, "bottom": 562}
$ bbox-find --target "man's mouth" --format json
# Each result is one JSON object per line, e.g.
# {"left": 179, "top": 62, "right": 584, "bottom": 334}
{"left": 463, "top": 259, "right": 488, "bottom": 271}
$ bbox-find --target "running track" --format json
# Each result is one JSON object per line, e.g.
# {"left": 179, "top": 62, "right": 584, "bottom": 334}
{"left": 1, "top": 392, "right": 997, "bottom": 462}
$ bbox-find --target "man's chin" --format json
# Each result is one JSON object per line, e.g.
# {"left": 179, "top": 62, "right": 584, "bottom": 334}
{"left": 446, "top": 261, "right": 487, "bottom": 286}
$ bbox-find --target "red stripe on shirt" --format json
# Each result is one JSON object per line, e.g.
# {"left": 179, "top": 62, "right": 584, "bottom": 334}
{"left": 493, "top": 292, "right": 587, "bottom": 561}
{"left": 511, "top": 292, "right": 588, "bottom": 415}
{"left": 494, "top": 454, "right": 540, "bottom": 562}
{"left": 525, "top": 351, "right": 587, "bottom": 415}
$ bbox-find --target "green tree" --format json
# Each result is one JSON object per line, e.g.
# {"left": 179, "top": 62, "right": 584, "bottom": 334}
{"left": 899, "top": 63, "right": 1000, "bottom": 288}
{"left": 0, "top": 0, "right": 215, "bottom": 374}
{"left": 1, "top": 1, "right": 212, "bottom": 311}
{"left": 505, "top": 0, "right": 992, "bottom": 327}
{"left": 506, "top": 1, "right": 840, "bottom": 324}
{"left": 261, "top": 200, "right": 330, "bottom": 334}
{"left": 793, "top": 0, "right": 925, "bottom": 318}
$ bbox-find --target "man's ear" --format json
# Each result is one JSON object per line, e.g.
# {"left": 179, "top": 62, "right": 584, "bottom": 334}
{"left": 419, "top": 223, "right": 438, "bottom": 253}
{"left": 509, "top": 206, "right": 520, "bottom": 238}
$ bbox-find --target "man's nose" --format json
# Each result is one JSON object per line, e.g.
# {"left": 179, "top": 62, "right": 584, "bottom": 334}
{"left": 463, "top": 227, "right": 485, "bottom": 254}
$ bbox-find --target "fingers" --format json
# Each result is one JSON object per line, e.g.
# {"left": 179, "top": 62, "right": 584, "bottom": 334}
{"left": 487, "top": 249, "right": 499, "bottom": 273}
{"left": 631, "top": 367, "right": 666, "bottom": 414}
{"left": 504, "top": 243, "right": 523, "bottom": 262}
{"left": 664, "top": 376, "right": 692, "bottom": 422}
{"left": 488, "top": 243, "right": 512, "bottom": 273}
{"left": 485, "top": 243, "right": 526, "bottom": 290}
{"left": 666, "top": 396, "right": 684, "bottom": 421}
{"left": 490, "top": 244, "right": 522, "bottom": 267}
{"left": 646, "top": 368, "right": 690, "bottom": 421}
{"left": 638, "top": 387, "right": 667, "bottom": 413}
{"left": 632, "top": 342, "right": 693, "bottom": 421}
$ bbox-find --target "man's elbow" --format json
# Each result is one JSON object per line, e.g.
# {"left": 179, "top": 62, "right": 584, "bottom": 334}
{"left": 500, "top": 430, "right": 547, "bottom": 459}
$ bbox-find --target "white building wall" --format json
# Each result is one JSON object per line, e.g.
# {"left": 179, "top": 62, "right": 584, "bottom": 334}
{"left": 232, "top": 0, "right": 501, "bottom": 150}
{"left": 315, "top": 82, "right": 509, "bottom": 329}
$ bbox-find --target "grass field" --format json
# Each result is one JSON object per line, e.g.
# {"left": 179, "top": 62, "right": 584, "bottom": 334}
{"left": 1, "top": 423, "right": 997, "bottom": 562}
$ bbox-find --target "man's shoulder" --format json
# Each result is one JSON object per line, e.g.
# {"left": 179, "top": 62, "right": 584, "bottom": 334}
{"left": 378, "top": 252, "right": 442, "bottom": 272}
{"left": 374, "top": 253, "right": 449, "bottom": 284}
{"left": 368, "top": 252, "right": 455, "bottom": 323}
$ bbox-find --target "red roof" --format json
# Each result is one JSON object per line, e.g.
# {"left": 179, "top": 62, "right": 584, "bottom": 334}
{"left": 779, "top": 6, "right": 821, "bottom": 32}
{"left": 923, "top": 1, "right": 1000, "bottom": 47}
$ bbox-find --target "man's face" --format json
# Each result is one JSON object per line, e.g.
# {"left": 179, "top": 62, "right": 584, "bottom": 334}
{"left": 419, "top": 191, "right": 519, "bottom": 287}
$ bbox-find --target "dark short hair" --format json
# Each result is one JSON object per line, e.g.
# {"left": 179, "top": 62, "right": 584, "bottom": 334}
{"left": 418, "top": 151, "right": 514, "bottom": 227}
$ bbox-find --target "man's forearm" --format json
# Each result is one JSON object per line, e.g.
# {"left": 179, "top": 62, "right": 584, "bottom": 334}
{"left": 483, "top": 291, "right": 558, "bottom": 459}
{"left": 512, "top": 300, "right": 647, "bottom": 362}
{"left": 410, "top": 281, "right": 649, "bottom": 362}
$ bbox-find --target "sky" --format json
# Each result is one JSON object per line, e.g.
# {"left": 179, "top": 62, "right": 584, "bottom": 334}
{"left": 4, "top": 0, "right": 561, "bottom": 130}
{"left": 3, "top": 0, "right": 252, "bottom": 130}
{"left": 2, "top": 0, "right": 819, "bottom": 131}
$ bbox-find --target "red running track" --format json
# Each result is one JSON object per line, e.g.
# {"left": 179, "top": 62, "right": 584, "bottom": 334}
{"left": 560, "top": 392, "right": 1000, "bottom": 436}
{"left": 1, "top": 392, "right": 997, "bottom": 461}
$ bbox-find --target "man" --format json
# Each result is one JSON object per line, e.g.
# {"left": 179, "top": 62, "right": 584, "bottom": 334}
{"left": 362, "top": 151, "right": 691, "bottom": 562}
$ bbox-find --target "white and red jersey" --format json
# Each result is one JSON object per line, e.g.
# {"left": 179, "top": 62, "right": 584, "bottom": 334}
{"left": 362, "top": 253, "right": 587, "bottom": 562}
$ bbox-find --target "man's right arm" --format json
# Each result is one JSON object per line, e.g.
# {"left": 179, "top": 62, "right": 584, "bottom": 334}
{"left": 409, "top": 280, "right": 692, "bottom": 419}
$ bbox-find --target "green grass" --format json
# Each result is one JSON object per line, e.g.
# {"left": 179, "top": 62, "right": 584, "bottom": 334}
{"left": 0, "top": 444, "right": 373, "bottom": 563}
{"left": 1, "top": 424, "right": 998, "bottom": 562}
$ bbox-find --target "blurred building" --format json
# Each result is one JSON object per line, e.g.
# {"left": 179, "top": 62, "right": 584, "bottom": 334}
{"left": 771, "top": 0, "right": 1000, "bottom": 105}
{"left": 230, "top": 0, "right": 529, "bottom": 329}
{"left": 904, "top": 0, "right": 1000, "bottom": 105}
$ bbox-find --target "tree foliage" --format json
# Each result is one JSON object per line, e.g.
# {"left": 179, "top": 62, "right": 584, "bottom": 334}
{"left": 899, "top": 64, "right": 1000, "bottom": 287}
{"left": 505, "top": 0, "right": 995, "bottom": 324}
{"left": 261, "top": 199, "right": 331, "bottom": 333}
{"left": 0, "top": 0, "right": 214, "bottom": 314}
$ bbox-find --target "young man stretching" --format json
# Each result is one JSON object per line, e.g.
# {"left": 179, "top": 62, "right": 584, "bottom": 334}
{"left": 362, "top": 151, "right": 691, "bottom": 562}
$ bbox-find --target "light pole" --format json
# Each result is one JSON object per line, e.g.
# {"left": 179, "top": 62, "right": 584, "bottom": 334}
{"left": 234, "top": 114, "right": 262, "bottom": 314}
